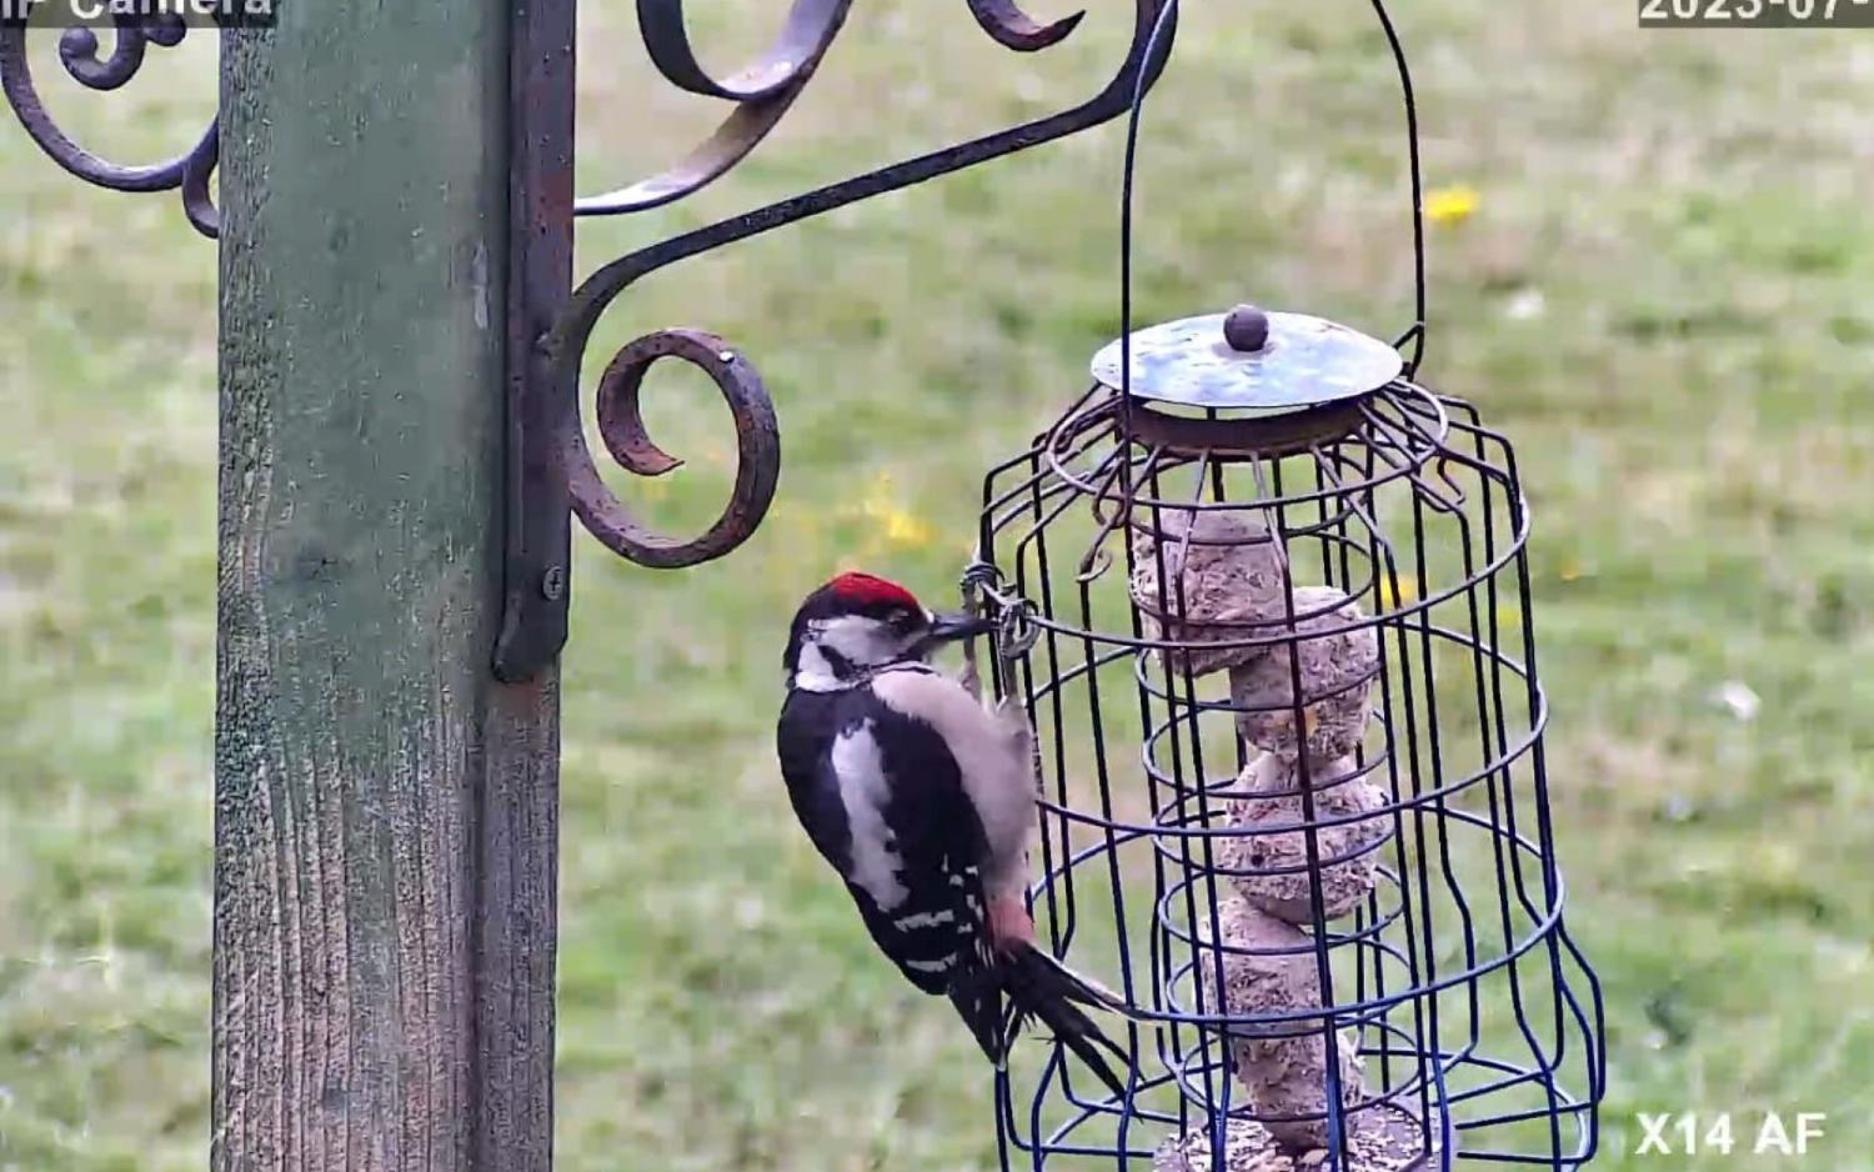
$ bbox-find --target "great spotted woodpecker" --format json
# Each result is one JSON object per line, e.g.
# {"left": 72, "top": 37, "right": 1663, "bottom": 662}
{"left": 776, "top": 571, "right": 1130, "bottom": 1095}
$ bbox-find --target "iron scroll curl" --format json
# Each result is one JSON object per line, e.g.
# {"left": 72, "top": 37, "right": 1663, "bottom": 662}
{"left": 578, "top": 0, "right": 1087, "bottom": 217}
{"left": 0, "top": 13, "right": 220, "bottom": 236}
{"left": 576, "top": 0, "right": 856, "bottom": 216}
{"left": 554, "top": 0, "right": 1180, "bottom": 569}
{"left": 562, "top": 329, "right": 782, "bottom": 570}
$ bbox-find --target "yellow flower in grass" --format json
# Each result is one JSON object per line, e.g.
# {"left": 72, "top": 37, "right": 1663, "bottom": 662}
{"left": 1424, "top": 184, "right": 1480, "bottom": 227}
{"left": 856, "top": 472, "right": 934, "bottom": 551}
{"left": 875, "top": 506, "right": 933, "bottom": 549}
{"left": 1377, "top": 576, "right": 1420, "bottom": 611}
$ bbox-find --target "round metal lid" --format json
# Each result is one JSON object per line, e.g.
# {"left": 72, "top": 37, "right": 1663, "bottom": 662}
{"left": 1090, "top": 305, "right": 1403, "bottom": 412}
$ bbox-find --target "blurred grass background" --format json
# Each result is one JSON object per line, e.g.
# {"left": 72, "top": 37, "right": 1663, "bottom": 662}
{"left": 2, "top": 2, "right": 1871, "bottom": 1170}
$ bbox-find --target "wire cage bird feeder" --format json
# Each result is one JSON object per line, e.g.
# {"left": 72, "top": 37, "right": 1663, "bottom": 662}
{"left": 960, "top": 8, "right": 1606, "bottom": 1172}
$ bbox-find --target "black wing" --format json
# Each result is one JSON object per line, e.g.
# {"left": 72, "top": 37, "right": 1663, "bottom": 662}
{"left": 777, "top": 688, "right": 997, "bottom": 999}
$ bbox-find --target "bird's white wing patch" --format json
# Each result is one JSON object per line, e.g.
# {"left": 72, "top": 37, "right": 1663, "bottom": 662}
{"left": 831, "top": 719, "right": 908, "bottom": 910}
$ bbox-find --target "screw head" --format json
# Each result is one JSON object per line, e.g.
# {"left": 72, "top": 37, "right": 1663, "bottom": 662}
{"left": 1222, "top": 303, "right": 1272, "bottom": 353}
{"left": 541, "top": 565, "right": 567, "bottom": 601}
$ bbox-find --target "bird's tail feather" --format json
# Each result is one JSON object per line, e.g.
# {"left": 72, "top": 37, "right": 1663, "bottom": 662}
{"left": 1019, "top": 945, "right": 1128, "bottom": 1013}
{"left": 999, "top": 944, "right": 1133, "bottom": 1099}
{"left": 947, "top": 971, "right": 1008, "bottom": 1069}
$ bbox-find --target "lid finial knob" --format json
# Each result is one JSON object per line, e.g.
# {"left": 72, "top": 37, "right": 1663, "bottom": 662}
{"left": 1223, "top": 303, "right": 1272, "bottom": 353}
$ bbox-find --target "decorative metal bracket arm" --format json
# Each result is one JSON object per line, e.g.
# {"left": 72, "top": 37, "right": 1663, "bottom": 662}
{"left": 1, "top": 2, "right": 1179, "bottom": 686}
{"left": 493, "top": 0, "right": 1179, "bottom": 682}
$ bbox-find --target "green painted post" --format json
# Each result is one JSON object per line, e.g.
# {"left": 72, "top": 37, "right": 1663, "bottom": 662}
{"left": 212, "top": 3, "right": 570, "bottom": 1168}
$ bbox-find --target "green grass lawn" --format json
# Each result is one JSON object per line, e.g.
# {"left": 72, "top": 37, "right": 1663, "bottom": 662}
{"left": 3, "top": 3, "right": 1871, "bottom": 1170}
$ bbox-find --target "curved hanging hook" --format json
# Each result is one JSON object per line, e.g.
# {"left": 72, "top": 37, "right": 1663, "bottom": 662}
{"left": 555, "top": 0, "right": 1180, "bottom": 570}
{"left": 1116, "top": 0, "right": 1182, "bottom": 428}
{"left": 1370, "top": 0, "right": 1430, "bottom": 373}
{"left": 1115, "top": 0, "right": 1430, "bottom": 390}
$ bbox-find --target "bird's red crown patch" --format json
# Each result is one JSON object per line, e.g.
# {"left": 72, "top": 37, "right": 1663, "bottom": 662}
{"left": 827, "top": 572, "right": 920, "bottom": 610}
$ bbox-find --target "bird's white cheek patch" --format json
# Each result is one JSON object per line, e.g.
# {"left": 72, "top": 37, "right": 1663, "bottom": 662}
{"left": 791, "top": 643, "right": 843, "bottom": 693}
{"left": 816, "top": 616, "right": 897, "bottom": 665}
{"left": 831, "top": 720, "right": 908, "bottom": 910}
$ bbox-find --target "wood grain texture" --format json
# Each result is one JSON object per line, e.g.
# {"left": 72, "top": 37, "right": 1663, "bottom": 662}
{"left": 214, "top": 5, "right": 558, "bottom": 1169}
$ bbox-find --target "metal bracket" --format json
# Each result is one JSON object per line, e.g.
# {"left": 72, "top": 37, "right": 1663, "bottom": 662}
{"left": 6, "top": 1, "right": 1183, "bottom": 687}
{"left": 492, "top": 0, "right": 577, "bottom": 683}
{"left": 491, "top": 0, "right": 1179, "bottom": 683}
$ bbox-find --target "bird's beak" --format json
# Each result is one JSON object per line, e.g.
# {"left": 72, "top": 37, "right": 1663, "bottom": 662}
{"left": 921, "top": 611, "right": 995, "bottom": 650}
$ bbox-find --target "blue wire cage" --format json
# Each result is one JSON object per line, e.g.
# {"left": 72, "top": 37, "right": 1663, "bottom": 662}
{"left": 963, "top": 8, "right": 1605, "bottom": 1163}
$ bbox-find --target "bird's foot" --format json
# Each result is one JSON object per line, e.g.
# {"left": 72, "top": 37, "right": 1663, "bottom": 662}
{"left": 990, "top": 694, "right": 1030, "bottom": 733}
{"left": 958, "top": 655, "right": 983, "bottom": 704}
{"left": 991, "top": 697, "right": 1035, "bottom": 768}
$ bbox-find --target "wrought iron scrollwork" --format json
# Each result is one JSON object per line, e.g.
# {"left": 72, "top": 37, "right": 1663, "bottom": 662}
{"left": 575, "top": 0, "right": 852, "bottom": 216}
{"left": 576, "top": 0, "right": 1089, "bottom": 216}
{"left": 555, "top": 0, "right": 1178, "bottom": 571}
{"left": 0, "top": 14, "right": 220, "bottom": 237}
{"left": 4, "top": 0, "right": 1183, "bottom": 676}
{"left": 563, "top": 328, "right": 781, "bottom": 570}
{"left": 965, "top": 0, "right": 1085, "bottom": 51}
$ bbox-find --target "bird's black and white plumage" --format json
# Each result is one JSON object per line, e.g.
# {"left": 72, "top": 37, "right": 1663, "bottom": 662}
{"left": 776, "top": 571, "right": 1130, "bottom": 1095}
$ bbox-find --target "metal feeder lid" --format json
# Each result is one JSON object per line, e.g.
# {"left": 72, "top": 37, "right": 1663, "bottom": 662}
{"left": 1090, "top": 304, "right": 1403, "bottom": 413}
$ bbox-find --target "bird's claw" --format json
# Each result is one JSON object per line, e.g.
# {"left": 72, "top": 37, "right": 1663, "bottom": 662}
{"left": 992, "top": 695, "right": 1032, "bottom": 743}
{"left": 959, "top": 655, "right": 983, "bottom": 704}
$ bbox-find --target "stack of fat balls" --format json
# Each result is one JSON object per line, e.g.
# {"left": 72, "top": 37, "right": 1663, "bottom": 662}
{"left": 1133, "top": 510, "right": 1433, "bottom": 1172}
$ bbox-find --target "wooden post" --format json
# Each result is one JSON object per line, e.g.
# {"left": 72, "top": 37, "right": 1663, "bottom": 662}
{"left": 213, "top": 2, "right": 569, "bottom": 1168}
